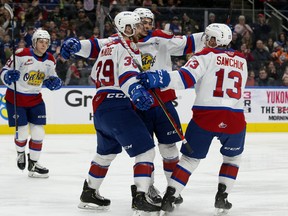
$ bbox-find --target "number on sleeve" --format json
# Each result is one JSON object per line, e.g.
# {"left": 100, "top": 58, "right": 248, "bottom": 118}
{"left": 186, "top": 59, "right": 199, "bottom": 69}
{"left": 124, "top": 56, "right": 138, "bottom": 68}
{"left": 5, "top": 57, "right": 13, "bottom": 68}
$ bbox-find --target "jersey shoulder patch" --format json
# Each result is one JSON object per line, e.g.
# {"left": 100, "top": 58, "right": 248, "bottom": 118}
{"left": 15, "top": 48, "right": 31, "bottom": 57}
{"left": 15, "top": 48, "right": 24, "bottom": 54}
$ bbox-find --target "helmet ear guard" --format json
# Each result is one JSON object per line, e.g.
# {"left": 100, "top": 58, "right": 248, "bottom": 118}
{"left": 205, "top": 23, "right": 232, "bottom": 47}
{"left": 114, "top": 11, "right": 141, "bottom": 37}
{"left": 32, "top": 29, "right": 51, "bottom": 48}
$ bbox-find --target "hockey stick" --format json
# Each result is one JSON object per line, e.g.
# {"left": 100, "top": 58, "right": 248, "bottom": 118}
{"left": 226, "top": 0, "right": 234, "bottom": 25}
{"left": 105, "top": 12, "right": 193, "bottom": 154}
{"left": 4, "top": 3, "right": 18, "bottom": 139}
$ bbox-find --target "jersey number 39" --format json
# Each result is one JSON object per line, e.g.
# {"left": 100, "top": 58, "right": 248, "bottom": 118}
{"left": 94, "top": 57, "right": 137, "bottom": 88}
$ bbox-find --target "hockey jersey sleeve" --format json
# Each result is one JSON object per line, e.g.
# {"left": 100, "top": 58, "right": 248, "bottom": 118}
{"left": 117, "top": 42, "right": 142, "bottom": 98}
{"left": 190, "top": 32, "right": 205, "bottom": 53}
{"left": 0, "top": 48, "right": 23, "bottom": 87}
{"left": 45, "top": 53, "right": 58, "bottom": 78}
{"left": 168, "top": 32, "right": 205, "bottom": 55}
{"left": 168, "top": 53, "right": 207, "bottom": 90}
{"left": 76, "top": 38, "right": 112, "bottom": 58}
{"left": 152, "top": 30, "right": 205, "bottom": 56}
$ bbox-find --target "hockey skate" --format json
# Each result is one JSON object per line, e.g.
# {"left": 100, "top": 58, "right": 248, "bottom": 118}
{"left": 214, "top": 183, "right": 232, "bottom": 216}
{"left": 28, "top": 154, "right": 49, "bottom": 178}
{"left": 147, "top": 185, "right": 162, "bottom": 204}
{"left": 78, "top": 180, "right": 110, "bottom": 211}
{"left": 131, "top": 185, "right": 161, "bottom": 216}
{"left": 174, "top": 194, "right": 183, "bottom": 205}
{"left": 159, "top": 186, "right": 176, "bottom": 216}
{"left": 17, "top": 151, "right": 26, "bottom": 170}
{"left": 131, "top": 184, "right": 137, "bottom": 209}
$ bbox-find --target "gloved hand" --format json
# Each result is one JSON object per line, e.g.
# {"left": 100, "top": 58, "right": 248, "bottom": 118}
{"left": 43, "top": 76, "right": 62, "bottom": 90}
{"left": 129, "top": 83, "right": 154, "bottom": 111}
{"left": 60, "top": 38, "right": 81, "bottom": 59}
{"left": 137, "top": 70, "right": 170, "bottom": 89}
{"left": 4, "top": 69, "right": 20, "bottom": 85}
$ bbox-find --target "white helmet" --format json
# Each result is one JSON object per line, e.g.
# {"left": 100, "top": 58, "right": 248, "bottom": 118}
{"left": 133, "top": 8, "right": 154, "bottom": 21}
{"left": 205, "top": 23, "right": 232, "bottom": 47}
{"left": 114, "top": 11, "right": 141, "bottom": 37}
{"left": 32, "top": 29, "right": 51, "bottom": 48}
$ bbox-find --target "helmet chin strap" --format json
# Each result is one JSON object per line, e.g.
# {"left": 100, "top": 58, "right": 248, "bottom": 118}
{"left": 207, "top": 43, "right": 217, "bottom": 48}
{"left": 123, "top": 28, "right": 135, "bottom": 38}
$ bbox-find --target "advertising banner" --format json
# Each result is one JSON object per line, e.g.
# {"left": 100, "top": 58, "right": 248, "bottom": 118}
{"left": 1, "top": 87, "right": 288, "bottom": 133}
{"left": 0, "top": 87, "right": 96, "bottom": 125}
{"left": 243, "top": 88, "right": 288, "bottom": 122}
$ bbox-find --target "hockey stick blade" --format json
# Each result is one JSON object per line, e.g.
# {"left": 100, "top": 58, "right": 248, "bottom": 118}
{"left": 78, "top": 201, "right": 110, "bottom": 211}
{"left": 214, "top": 208, "right": 229, "bottom": 216}
{"left": 159, "top": 210, "right": 169, "bottom": 216}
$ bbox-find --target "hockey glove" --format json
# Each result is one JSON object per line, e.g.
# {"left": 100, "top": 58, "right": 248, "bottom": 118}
{"left": 43, "top": 76, "right": 62, "bottom": 90}
{"left": 129, "top": 83, "right": 154, "bottom": 111}
{"left": 60, "top": 38, "right": 81, "bottom": 59}
{"left": 137, "top": 70, "right": 170, "bottom": 89}
{"left": 4, "top": 69, "right": 20, "bottom": 85}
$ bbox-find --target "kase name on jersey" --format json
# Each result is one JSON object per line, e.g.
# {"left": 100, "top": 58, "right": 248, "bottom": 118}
{"left": 100, "top": 47, "right": 114, "bottom": 57}
{"left": 216, "top": 56, "right": 244, "bottom": 70}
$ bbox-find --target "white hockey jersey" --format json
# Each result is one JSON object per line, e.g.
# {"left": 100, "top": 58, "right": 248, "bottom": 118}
{"left": 168, "top": 47, "right": 248, "bottom": 134}
{"left": 138, "top": 30, "right": 204, "bottom": 71}
{"left": 90, "top": 39, "right": 141, "bottom": 97}
{"left": 137, "top": 29, "right": 205, "bottom": 107}
{"left": 75, "top": 37, "right": 112, "bottom": 59}
{"left": 0, "top": 48, "right": 58, "bottom": 107}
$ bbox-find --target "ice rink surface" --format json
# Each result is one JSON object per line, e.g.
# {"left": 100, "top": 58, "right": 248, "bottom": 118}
{"left": 1, "top": 133, "right": 288, "bottom": 216}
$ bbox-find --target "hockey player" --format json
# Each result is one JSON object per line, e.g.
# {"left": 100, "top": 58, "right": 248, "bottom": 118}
{"left": 0, "top": 29, "right": 62, "bottom": 178}
{"left": 59, "top": 7, "right": 204, "bottom": 208}
{"left": 137, "top": 23, "right": 248, "bottom": 215}
{"left": 75, "top": 11, "right": 161, "bottom": 214}
{"left": 132, "top": 8, "right": 205, "bottom": 204}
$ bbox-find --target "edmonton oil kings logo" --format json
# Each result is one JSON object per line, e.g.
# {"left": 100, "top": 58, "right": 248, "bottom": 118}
{"left": 23, "top": 70, "right": 45, "bottom": 86}
{"left": 141, "top": 53, "right": 156, "bottom": 71}
{"left": 0, "top": 93, "right": 8, "bottom": 120}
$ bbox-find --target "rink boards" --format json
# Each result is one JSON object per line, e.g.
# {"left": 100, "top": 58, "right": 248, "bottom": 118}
{"left": 1, "top": 86, "right": 288, "bottom": 134}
